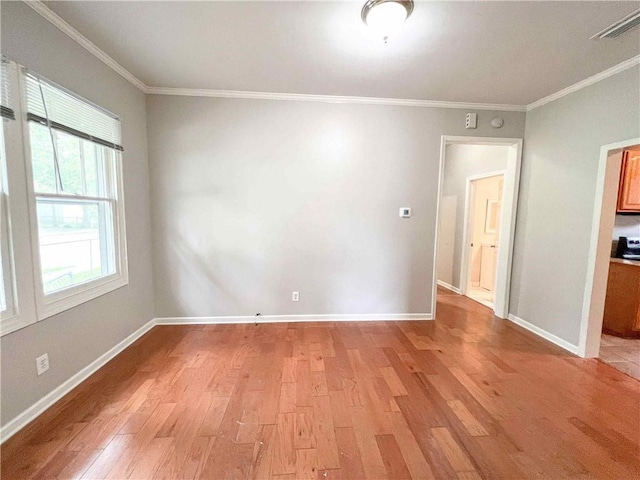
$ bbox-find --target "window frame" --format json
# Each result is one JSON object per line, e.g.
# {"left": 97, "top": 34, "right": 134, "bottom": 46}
{"left": 1, "top": 60, "right": 37, "bottom": 336}
{"left": 0, "top": 62, "right": 129, "bottom": 328}
{"left": 18, "top": 66, "right": 128, "bottom": 322}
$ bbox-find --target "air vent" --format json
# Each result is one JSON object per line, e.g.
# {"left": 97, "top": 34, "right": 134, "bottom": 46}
{"left": 590, "top": 8, "right": 640, "bottom": 39}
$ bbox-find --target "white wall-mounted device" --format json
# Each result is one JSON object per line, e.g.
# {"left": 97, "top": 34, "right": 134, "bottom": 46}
{"left": 399, "top": 207, "right": 412, "bottom": 218}
{"left": 292, "top": 291, "right": 300, "bottom": 302}
{"left": 36, "top": 353, "right": 49, "bottom": 375}
{"left": 465, "top": 113, "right": 477, "bottom": 129}
{"left": 491, "top": 117, "right": 504, "bottom": 128}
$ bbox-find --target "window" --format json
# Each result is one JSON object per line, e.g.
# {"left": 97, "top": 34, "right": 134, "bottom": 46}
{"left": 29, "top": 123, "right": 118, "bottom": 294}
{"left": 23, "top": 71, "right": 128, "bottom": 319}
{"left": 0, "top": 58, "right": 128, "bottom": 334}
{"left": 1, "top": 58, "right": 17, "bottom": 325}
{"left": 1, "top": 57, "right": 37, "bottom": 335}
{"left": 0, "top": 119, "right": 15, "bottom": 316}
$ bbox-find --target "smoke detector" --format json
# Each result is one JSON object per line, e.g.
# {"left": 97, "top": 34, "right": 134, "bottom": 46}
{"left": 590, "top": 8, "right": 640, "bottom": 39}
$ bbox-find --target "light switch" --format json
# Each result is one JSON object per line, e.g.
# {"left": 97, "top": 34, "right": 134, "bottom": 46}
{"left": 399, "top": 208, "right": 411, "bottom": 218}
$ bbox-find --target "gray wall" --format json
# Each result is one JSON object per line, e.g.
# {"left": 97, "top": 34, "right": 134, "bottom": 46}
{"left": 440, "top": 144, "right": 509, "bottom": 289}
{"left": 510, "top": 65, "right": 640, "bottom": 346}
{"left": 147, "top": 95, "right": 525, "bottom": 318}
{"left": 1, "top": 2, "right": 154, "bottom": 426}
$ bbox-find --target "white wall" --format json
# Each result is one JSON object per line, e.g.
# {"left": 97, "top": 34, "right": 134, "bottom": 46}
{"left": 613, "top": 215, "right": 640, "bottom": 240}
{"left": 1, "top": 2, "right": 154, "bottom": 426}
{"left": 510, "top": 65, "right": 640, "bottom": 347}
{"left": 438, "top": 144, "right": 508, "bottom": 289}
{"left": 147, "top": 95, "right": 525, "bottom": 318}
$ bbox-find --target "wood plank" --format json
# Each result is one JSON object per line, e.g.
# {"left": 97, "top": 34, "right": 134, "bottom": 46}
{"left": 311, "top": 371, "right": 329, "bottom": 397}
{"left": 282, "top": 357, "right": 297, "bottom": 383}
{"left": 271, "top": 413, "right": 296, "bottom": 475}
{"left": 430, "top": 427, "right": 476, "bottom": 474}
{"left": 278, "top": 382, "right": 297, "bottom": 414}
{"left": 249, "top": 424, "right": 275, "bottom": 480}
{"left": 447, "top": 399, "right": 489, "bottom": 437}
{"left": 294, "top": 407, "right": 316, "bottom": 449}
{"left": 380, "top": 366, "right": 409, "bottom": 396}
{"left": 312, "top": 395, "right": 341, "bottom": 469}
{"left": 295, "top": 449, "right": 319, "bottom": 480}
{"left": 375, "top": 434, "right": 412, "bottom": 480}
{"left": 334, "top": 427, "right": 366, "bottom": 480}
{"left": 310, "top": 350, "right": 325, "bottom": 372}
{"left": 328, "top": 389, "right": 353, "bottom": 428}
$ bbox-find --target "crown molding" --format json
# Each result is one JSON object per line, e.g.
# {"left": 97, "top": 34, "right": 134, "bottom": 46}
{"left": 24, "top": 0, "right": 148, "bottom": 92}
{"left": 24, "top": 0, "right": 639, "bottom": 112}
{"left": 146, "top": 87, "right": 527, "bottom": 111}
{"left": 526, "top": 54, "right": 640, "bottom": 111}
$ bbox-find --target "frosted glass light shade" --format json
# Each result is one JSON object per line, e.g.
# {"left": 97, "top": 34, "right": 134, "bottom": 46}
{"left": 362, "top": 1, "right": 413, "bottom": 42}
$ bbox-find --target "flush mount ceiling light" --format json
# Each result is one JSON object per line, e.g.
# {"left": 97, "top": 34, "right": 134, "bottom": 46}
{"left": 361, "top": 0, "right": 414, "bottom": 43}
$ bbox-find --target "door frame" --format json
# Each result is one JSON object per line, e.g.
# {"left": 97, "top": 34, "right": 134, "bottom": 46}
{"left": 432, "top": 136, "right": 523, "bottom": 319}
{"left": 460, "top": 170, "right": 507, "bottom": 299}
{"left": 579, "top": 137, "right": 640, "bottom": 358}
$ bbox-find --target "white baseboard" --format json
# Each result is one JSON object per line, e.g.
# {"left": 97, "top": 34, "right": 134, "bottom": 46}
{"left": 437, "top": 280, "right": 461, "bottom": 295}
{"left": 155, "top": 313, "right": 432, "bottom": 325}
{"left": 507, "top": 314, "right": 580, "bottom": 355}
{"left": 0, "top": 318, "right": 156, "bottom": 444}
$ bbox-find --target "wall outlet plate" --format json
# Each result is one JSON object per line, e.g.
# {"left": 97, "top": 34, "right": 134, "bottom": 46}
{"left": 292, "top": 291, "right": 300, "bottom": 302}
{"left": 36, "top": 353, "right": 49, "bottom": 375}
{"left": 399, "top": 207, "right": 412, "bottom": 218}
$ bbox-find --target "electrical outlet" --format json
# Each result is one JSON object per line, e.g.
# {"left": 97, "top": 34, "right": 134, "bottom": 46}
{"left": 36, "top": 353, "right": 49, "bottom": 375}
{"left": 292, "top": 291, "right": 300, "bottom": 302}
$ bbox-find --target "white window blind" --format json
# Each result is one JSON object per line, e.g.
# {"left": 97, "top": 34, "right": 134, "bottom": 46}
{"left": 0, "top": 57, "right": 15, "bottom": 121}
{"left": 24, "top": 71, "right": 123, "bottom": 151}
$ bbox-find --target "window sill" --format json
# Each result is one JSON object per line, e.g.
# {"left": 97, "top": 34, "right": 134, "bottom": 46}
{"left": 0, "top": 313, "right": 36, "bottom": 337}
{"left": 37, "top": 273, "right": 129, "bottom": 321}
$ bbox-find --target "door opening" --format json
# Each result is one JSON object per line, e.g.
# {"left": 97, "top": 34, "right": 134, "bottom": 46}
{"left": 464, "top": 174, "right": 504, "bottom": 309}
{"left": 580, "top": 138, "right": 640, "bottom": 359}
{"left": 434, "top": 136, "right": 522, "bottom": 319}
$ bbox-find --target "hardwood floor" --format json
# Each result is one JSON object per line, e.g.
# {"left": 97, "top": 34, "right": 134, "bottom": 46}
{"left": 2, "top": 288, "right": 639, "bottom": 479}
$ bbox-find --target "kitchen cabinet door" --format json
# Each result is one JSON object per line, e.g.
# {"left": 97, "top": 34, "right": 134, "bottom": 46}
{"left": 617, "top": 149, "right": 640, "bottom": 213}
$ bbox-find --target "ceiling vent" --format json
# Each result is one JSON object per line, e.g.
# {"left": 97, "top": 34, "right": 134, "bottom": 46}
{"left": 590, "top": 8, "right": 640, "bottom": 39}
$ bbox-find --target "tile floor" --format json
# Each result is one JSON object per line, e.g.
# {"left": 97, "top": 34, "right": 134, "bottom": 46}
{"left": 467, "top": 285, "right": 494, "bottom": 309}
{"left": 599, "top": 334, "right": 640, "bottom": 380}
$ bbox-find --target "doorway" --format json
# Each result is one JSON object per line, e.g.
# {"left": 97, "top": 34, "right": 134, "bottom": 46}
{"left": 464, "top": 173, "right": 504, "bottom": 309}
{"left": 433, "top": 136, "right": 522, "bottom": 319}
{"left": 580, "top": 137, "right": 640, "bottom": 363}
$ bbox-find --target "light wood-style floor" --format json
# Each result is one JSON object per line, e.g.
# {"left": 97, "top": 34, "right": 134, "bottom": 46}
{"left": 2, "top": 288, "right": 639, "bottom": 479}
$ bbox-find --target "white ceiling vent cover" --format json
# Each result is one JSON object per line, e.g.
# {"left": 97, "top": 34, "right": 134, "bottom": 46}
{"left": 590, "top": 8, "right": 640, "bottom": 39}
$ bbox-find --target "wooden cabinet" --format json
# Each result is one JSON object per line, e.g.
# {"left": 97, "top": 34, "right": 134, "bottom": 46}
{"left": 603, "top": 260, "right": 640, "bottom": 337}
{"left": 617, "top": 149, "right": 640, "bottom": 213}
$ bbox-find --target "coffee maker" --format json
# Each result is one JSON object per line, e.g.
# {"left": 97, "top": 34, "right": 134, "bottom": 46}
{"left": 616, "top": 237, "right": 640, "bottom": 260}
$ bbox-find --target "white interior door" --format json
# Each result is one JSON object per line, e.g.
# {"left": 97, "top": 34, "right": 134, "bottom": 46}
{"left": 468, "top": 175, "right": 504, "bottom": 302}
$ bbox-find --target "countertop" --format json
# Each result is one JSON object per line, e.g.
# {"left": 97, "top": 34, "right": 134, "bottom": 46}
{"left": 611, "top": 258, "right": 640, "bottom": 267}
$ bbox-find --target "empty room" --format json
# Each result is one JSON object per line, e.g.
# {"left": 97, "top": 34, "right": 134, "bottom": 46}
{"left": 1, "top": 1, "right": 639, "bottom": 479}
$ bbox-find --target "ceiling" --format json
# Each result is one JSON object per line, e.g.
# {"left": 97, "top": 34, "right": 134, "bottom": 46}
{"left": 43, "top": 1, "right": 640, "bottom": 106}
